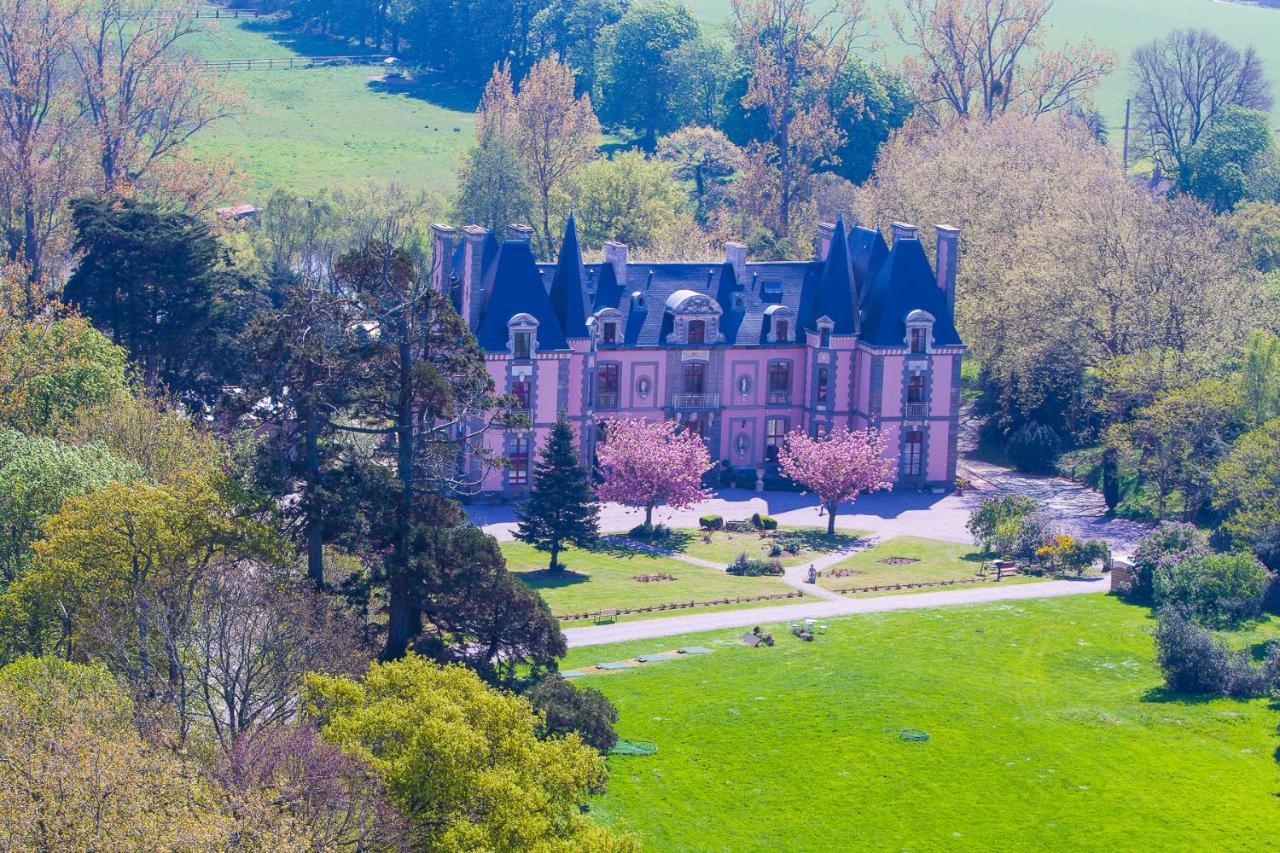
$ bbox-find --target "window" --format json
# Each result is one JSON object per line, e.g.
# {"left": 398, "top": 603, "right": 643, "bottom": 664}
{"left": 682, "top": 362, "right": 706, "bottom": 395}
{"left": 820, "top": 328, "right": 831, "bottom": 348}
{"left": 512, "top": 378, "right": 531, "bottom": 410}
{"left": 687, "top": 319, "right": 706, "bottom": 345}
{"left": 768, "top": 361, "right": 790, "bottom": 403}
{"left": 904, "top": 430, "right": 923, "bottom": 477}
{"left": 509, "top": 435, "right": 530, "bottom": 485}
{"left": 909, "top": 327, "right": 928, "bottom": 354}
{"left": 513, "top": 331, "right": 532, "bottom": 359}
{"left": 596, "top": 364, "right": 619, "bottom": 409}
{"left": 602, "top": 322, "right": 617, "bottom": 345}
{"left": 774, "top": 319, "right": 789, "bottom": 342}
{"left": 816, "top": 366, "right": 829, "bottom": 405}
{"left": 765, "top": 418, "right": 788, "bottom": 462}
{"left": 907, "top": 375, "right": 924, "bottom": 404}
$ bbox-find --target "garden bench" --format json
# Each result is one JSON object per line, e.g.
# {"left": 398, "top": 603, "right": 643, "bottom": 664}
{"left": 595, "top": 610, "right": 619, "bottom": 624}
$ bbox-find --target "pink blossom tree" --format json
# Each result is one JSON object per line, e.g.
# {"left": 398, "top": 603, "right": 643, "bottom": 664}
{"left": 777, "top": 426, "right": 898, "bottom": 535}
{"left": 595, "top": 417, "right": 712, "bottom": 530}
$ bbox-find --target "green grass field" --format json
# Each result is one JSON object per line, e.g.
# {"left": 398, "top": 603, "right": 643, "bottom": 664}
{"left": 185, "top": 19, "right": 475, "bottom": 200}
{"left": 502, "top": 540, "right": 804, "bottom": 622}
{"left": 818, "top": 535, "right": 990, "bottom": 589}
{"left": 652, "top": 526, "right": 865, "bottom": 567}
{"left": 565, "top": 594, "right": 1280, "bottom": 851}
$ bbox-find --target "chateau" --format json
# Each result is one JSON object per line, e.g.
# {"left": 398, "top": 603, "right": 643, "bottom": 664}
{"left": 429, "top": 214, "right": 965, "bottom": 496}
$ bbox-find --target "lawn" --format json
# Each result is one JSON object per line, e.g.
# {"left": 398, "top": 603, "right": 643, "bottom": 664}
{"left": 502, "top": 540, "right": 805, "bottom": 622}
{"left": 184, "top": 19, "right": 475, "bottom": 201}
{"left": 643, "top": 526, "right": 866, "bottom": 567}
{"left": 684, "top": 0, "right": 1280, "bottom": 132}
{"left": 815, "top": 535, "right": 1039, "bottom": 594}
{"left": 565, "top": 594, "right": 1280, "bottom": 851}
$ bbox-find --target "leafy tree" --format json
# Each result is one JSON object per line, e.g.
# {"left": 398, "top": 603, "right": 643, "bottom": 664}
{"left": 515, "top": 417, "right": 600, "bottom": 573}
{"left": 829, "top": 57, "right": 914, "bottom": 184}
{"left": 572, "top": 151, "right": 687, "bottom": 249}
{"left": 1230, "top": 201, "right": 1280, "bottom": 273}
{"left": 656, "top": 126, "right": 745, "bottom": 224}
{"left": 508, "top": 56, "right": 601, "bottom": 255}
{"left": 1121, "top": 522, "right": 1211, "bottom": 603}
{"left": 1152, "top": 551, "right": 1271, "bottom": 627}
{"left": 1184, "top": 106, "right": 1280, "bottom": 212}
{"left": 525, "top": 673, "right": 619, "bottom": 752}
{"left": 63, "top": 195, "right": 262, "bottom": 400}
{"left": 454, "top": 62, "right": 536, "bottom": 231}
{"left": 891, "top": 0, "right": 1113, "bottom": 123}
{"left": 596, "top": 0, "right": 700, "bottom": 148}
{"left": 1150, "top": 609, "right": 1273, "bottom": 697}
{"left": 530, "top": 0, "right": 629, "bottom": 95}
{"left": 1106, "top": 378, "right": 1245, "bottom": 519}
{"left": 595, "top": 417, "right": 712, "bottom": 530}
{"left": 966, "top": 495, "right": 1039, "bottom": 556}
{"left": 665, "top": 35, "right": 737, "bottom": 128}
{"left": 0, "top": 656, "right": 226, "bottom": 848}
{"left": 1213, "top": 419, "right": 1280, "bottom": 570}
{"left": 776, "top": 426, "right": 897, "bottom": 535}
{"left": 1238, "top": 332, "right": 1280, "bottom": 427}
{"left": 0, "top": 429, "right": 140, "bottom": 585}
{"left": 1131, "top": 29, "right": 1272, "bottom": 185}
{"left": 303, "top": 654, "right": 635, "bottom": 851}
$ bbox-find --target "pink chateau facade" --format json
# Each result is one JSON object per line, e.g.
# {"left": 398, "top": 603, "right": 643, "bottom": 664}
{"left": 430, "top": 214, "right": 965, "bottom": 496}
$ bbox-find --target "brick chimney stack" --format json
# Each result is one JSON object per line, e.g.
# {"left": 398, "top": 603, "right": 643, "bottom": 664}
{"left": 724, "top": 241, "right": 747, "bottom": 285}
{"left": 430, "top": 224, "right": 456, "bottom": 294}
{"left": 935, "top": 225, "right": 960, "bottom": 313}
{"left": 891, "top": 221, "right": 919, "bottom": 244}
{"left": 816, "top": 222, "right": 836, "bottom": 260}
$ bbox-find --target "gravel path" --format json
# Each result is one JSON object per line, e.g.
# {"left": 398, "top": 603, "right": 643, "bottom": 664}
{"left": 562, "top": 575, "right": 1110, "bottom": 648}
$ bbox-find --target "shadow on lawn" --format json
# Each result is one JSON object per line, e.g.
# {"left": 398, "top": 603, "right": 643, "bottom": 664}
{"left": 513, "top": 569, "right": 590, "bottom": 590}
{"left": 590, "top": 531, "right": 697, "bottom": 556}
{"left": 776, "top": 529, "right": 865, "bottom": 553}
{"left": 1139, "top": 686, "right": 1223, "bottom": 706}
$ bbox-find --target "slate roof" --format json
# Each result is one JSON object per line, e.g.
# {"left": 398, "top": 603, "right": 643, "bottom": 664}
{"left": 475, "top": 240, "right": 568, "bottom": 352}
{"left": 471, "top": 219, "right": 961, "bottom": 353}
{"left": 860, "top": 237, "right": 962, "bottom": 348}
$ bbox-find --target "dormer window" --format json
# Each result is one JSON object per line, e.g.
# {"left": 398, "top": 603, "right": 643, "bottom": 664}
{"left": 602, "top": 321, "right": 617, "bottom": 345}
{"left": 664, "top": 289, "right": 723, "bottom": 346}
{"left": 508, "top": 313, "right": 538, "bottom": 360}
{"left": 631, "top": 291, "right": 647, "bottom": 310}
{"left": 905, "top": 309, "right": 935, "bottom": 355}
{"left": 688, "top": 319, "right": 706, "bottom": 345}
{"left": 765, "top": 305, "right": 793, "bottom": 344}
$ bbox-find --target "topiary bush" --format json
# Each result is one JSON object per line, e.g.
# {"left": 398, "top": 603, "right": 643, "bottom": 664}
{"left": 767, "top": 543, "right": 783, "bottom": 557}
{"left": 727, "top": 553, "right": 785, "bottom": 576}
{"left": 759, "top": 515, "right": 778, "bottom": 531}
{"left": 699, "top": 514, "right": 724, "bottom": 531}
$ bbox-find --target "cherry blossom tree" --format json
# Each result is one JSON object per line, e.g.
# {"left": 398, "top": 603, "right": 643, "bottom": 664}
{"left": 778, "top": 426, "right": 897, "bottom": 535}
{"left": 595, "top": 417, "right": 712, "bottom": 530}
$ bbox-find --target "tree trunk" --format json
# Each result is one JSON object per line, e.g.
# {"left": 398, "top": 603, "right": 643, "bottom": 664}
{"left": 645, "top": 502, "right": 654, "bottom": 530}
{"left": 826, "top": 502, "right": 836, "bottom": 536}
{"left": 548, "top": 540, "right": 561, "bottom": 573}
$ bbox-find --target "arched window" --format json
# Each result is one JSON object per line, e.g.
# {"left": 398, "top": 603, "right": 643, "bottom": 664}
{"left": 905, "top": 309, "right": 935, "bottom": 355}
{"left": 508, "top": 313, "right": 538, "bottom": 360}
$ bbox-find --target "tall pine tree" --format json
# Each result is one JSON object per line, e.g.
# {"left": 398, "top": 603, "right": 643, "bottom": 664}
{"left": 515, "top": 417, "right": 600, "bottom": 573}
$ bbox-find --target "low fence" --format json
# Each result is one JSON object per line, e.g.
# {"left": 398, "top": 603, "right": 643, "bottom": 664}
{"left": 202, "top": 54, "right": 390, "bottom": 71}
{"left": 830, "top": 574, "right": 1018, "bottom": 596}
{"left": 557, "top": 590, "right": 806, "bottom": 622}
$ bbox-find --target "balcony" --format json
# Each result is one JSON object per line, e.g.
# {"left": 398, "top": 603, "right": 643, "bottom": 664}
{"left": 904, "top": 402, "right": 929, "bottom": 419}
{"left": 672, "top": 392, "right": 720, "bottom": 410}
{"left": 595, "top": 391, "right": 620, "bottom": 411}
{"left": 767, "top": 390, "right": 791, "bottom": 406}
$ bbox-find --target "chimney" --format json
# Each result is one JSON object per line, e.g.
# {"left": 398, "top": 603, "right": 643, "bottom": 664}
{"left": 935, "top": 224, "right": 960, "bottom": 313}
{"left": 604, "top": 240, "right": 628, "bottom": 285}
{"left": 724, "top": 241, "right": 747, "bottom": 286}
{"left": 507, "top": 223, "right": 533, "bottom": 243}
{"left": 430, "top": 223, "right": 456, "bottom": 294}
{"left": 891, "top": 221, "right": 919, "bottom": 244}
{"left": 461, "top": 225, "right": 488, "bottom": 330}
{"left": 816, "top": 222, "right": 836, "bottom": 260}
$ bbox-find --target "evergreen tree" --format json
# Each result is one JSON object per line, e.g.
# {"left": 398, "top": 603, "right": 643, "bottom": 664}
{"left": 515, "top": 418, "right": 600, "bottom": 573}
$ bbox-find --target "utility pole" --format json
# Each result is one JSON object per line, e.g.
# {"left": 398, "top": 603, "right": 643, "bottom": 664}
{"left": 1122, "top": 98, "right": 1131, "bottom": 174}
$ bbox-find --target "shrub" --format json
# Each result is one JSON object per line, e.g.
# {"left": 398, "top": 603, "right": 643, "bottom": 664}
{"left": 1123, "top": 522, "right": 1211, "bottom": 602}
{"left": 1153, "top": 552, "right": 1271, "bottom": 627}
{"left": 525, "top": 674, "right": 619, "bottom": 752}
{"left": 750, "top": 512, "right": 763, "bottom": 529}
{"left": 727, "top": 553, "right": 785, "bottom": 576}
{"left": 759, "top": 515, "right": 778, "bottom": 531}
{"left": 699, "top": 514, "right": 723, "bottom": 531}
{"left": 767, "top": 543, "right": 783, "bottom": 557}
{"left": 783, "top": 540, "right": 802, "bottom": 555}
{"left": 725, "top": 519, "right": 754, "bottom": 533}
{"left": 1153, "top": 610, "right": 1278, "bottom": 698}
{"left": 967, "top": 495, "right": 1040, "bottom": 555}
{"left": 629, "top": 522, "right": 672, "bottom": 542}
{"left": 1035, "top": 535, "right": 1110, "bottom": 576}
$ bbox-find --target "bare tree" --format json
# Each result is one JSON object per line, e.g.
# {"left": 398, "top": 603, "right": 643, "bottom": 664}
{"left": 891, "top": 0, "right": 1114, "bottom": 124}
{"left": 72, "top": 0, "right": 231, "bottom": 197}
{"left": 732, "top": 0, "right": 869, "bottom": 240}
{"left": 0, "top": 0, "right": 86, "bottom": 291}
{"left": 1131, "top": 28, "right": 1273, "bottom": 182}
{"left": 189, "top": 563, "right": 371, "bottom": 750}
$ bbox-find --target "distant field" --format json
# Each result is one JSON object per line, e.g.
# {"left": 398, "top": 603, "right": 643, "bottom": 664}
{"left": 566, "top": 595, "right": 1280, "bottom": 851}
{"left": 185, "top": 20, "right": 475, "bottom": 202}
{"left": 688, "top": 0, "right": 1280, "bottom": 131}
